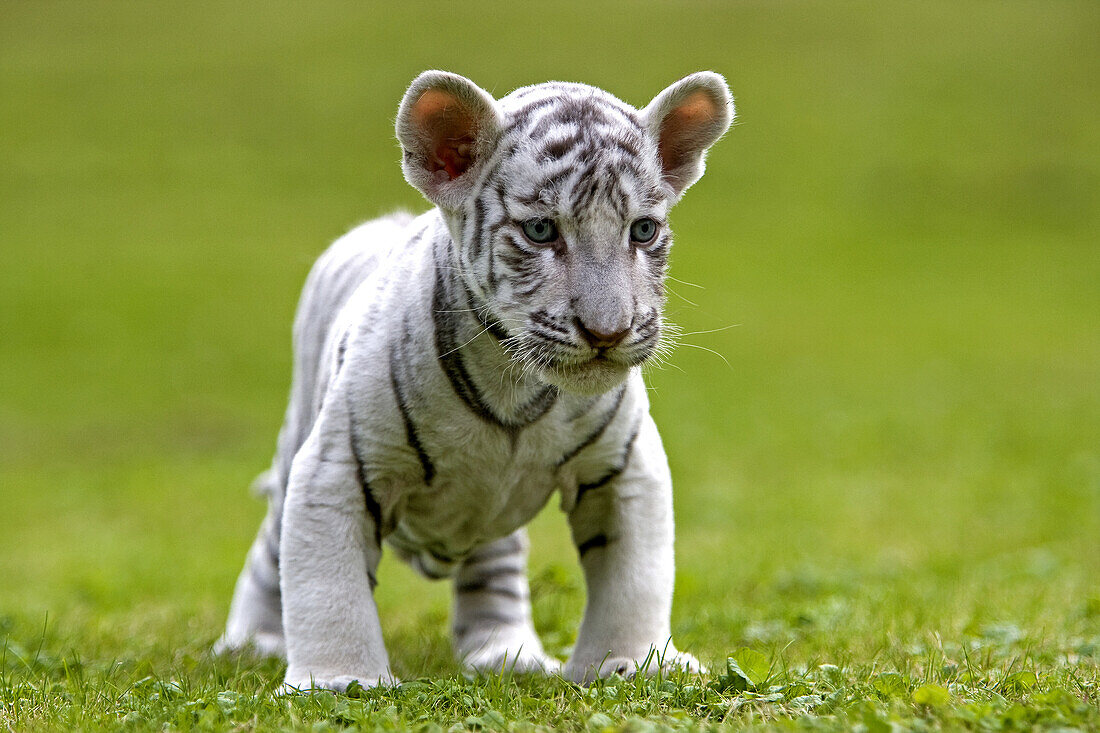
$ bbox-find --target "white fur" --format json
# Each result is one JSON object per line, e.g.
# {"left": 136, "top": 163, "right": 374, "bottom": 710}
{"left": 217, "top": 71, "right": 733, "bottom": 691}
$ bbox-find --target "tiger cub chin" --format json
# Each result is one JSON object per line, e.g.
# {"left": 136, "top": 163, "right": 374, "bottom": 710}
{"left": 217, "top": 70, "right": 733, "bottom": 691}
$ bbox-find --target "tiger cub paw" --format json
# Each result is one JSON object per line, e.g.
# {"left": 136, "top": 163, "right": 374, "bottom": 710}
{"left": 457, "top": 630, "right": 561, "bottom": 676}
{"left": 280, "top": 672, "right": 399, "bottom": 695}
{"left": 564, "top": 648, "right": 706, "bottom": 685}
{"left": 462, "top": 645, "right": 562, "bottom": 676}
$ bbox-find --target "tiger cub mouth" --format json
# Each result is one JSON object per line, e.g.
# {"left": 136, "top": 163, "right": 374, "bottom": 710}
{"left": 537, "top": 351, "right": 639, "bottom": 395}
{"left": 508, "top": 318, "right": 663, "bottom": 395}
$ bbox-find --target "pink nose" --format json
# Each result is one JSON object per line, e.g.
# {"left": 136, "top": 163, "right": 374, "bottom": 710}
{"left": 575, "top": 319, "right": 630, "bottom": 349}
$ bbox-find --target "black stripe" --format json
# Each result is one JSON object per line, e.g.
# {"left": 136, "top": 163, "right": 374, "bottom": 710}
{"left": 574, "top": 174, "right": 606, "bottom": 212}
{"left": 604, "top": 174, "right": 631, "bottom": 219}
{"left": 432, "top": 257, "right": 500, "bottom": 426}
{"left": 530, "top": 309, "right": 569, "bottom": 335}
{"left": 406, "top": 226, "right": 428, "bottom": 247}
{"left": 531, "top": 328, "right": 576, "bottom": 349}
{"left": 534, "top": 108, "right": 592, "bottom": 142}
{"left": 625, "top": 331, "right": 659, "bottom": 353}
{"left": 614, "top": 157, "right": 650, "bottom": 188}
{"left": 347, "top": 397, "right": 385, "bottom": 548}
{"left": 462, "top": 562, "right": 527, "bottom": 583}
{"left": 516, "top": 164, "right": 573, "bottom": 206}
{"left": 335, "top": 329, "right": 350, "bottom": 372}
{"left": 527, "top": 111, "right": 566, "bottom": 141}
{"left": 456, "top": 578, "right": 525, "bottom": 602}
{"left": 498, "top": 230, "right": 532, "bottom": 256}
{"left": 576, "top": 533, "right": 611, "bottom": 557}
{"left": 469, "top": 535, "right": 525, "bottom": 563}
{"left": 431, "top": 244, "right": 558, "bottom": 433}
{"left": 484, "top": 211, "right": 514, "bottom": 243}
{"left": 513, "top": 385, "right": 558, "bottom": 426}
{"left": 389, "top": 341, "right": 436, "bottom": 485}
{"left": 553, "top": 101, "right": 612, "bottom": 130}
{"left": 503, "top": 97, "right": 558, "bottom": 131}
{"left": 468, "top": 198, "right": 486, "bottom": 259}
{"left": 540, "top": 133, "right": 582, "bottom": 161}
{"left": 566, "top": 158, "right": 601, "bottom": 203}
{"left": 574, "top": 467, "right": 619, "bottom": 506}
{"left": 454, "top": 610, "right": 524, "bottom": 637}
{"left": 513, "top": 275, "right": 548, "bottom": 300}
{"left": 360, "top": 479, "right": 384, "bottom": 549}
{"left": 487, "top": 215, "right": 499, "bottom": 289}
{"left": 458, "top": 562, "right": 524, "bottom": 588}
{"left": 613, "top": 109, "right": 647, "bottom": 134}
{"left": 610, "top": 189, "right": 628, "bottom": 220}
{"left": 474, "top": 306, "right": 511, "bottom": 342}
{"left": 556, "top": 386, "right": 627, "bottom": 467}
{"left": 461, "top": 281, "right": 511, "bottom": 342}
{"left": 472, "top": 140, "right": 517, "bottom": 216}
{"left": 634, "top": 324, "right": 660, "bottom": 343}
{"left": 507, "top": 94, "right": 646, "bottom": 140}
{"left": 573, "top": 418, "right": 643, "bottom": 506}
{"left": 610, "top": 134, "right": 642, "bottom": 158}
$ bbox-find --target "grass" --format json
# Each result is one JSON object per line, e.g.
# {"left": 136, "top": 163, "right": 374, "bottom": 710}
{"left": 1, "top": 0, "right": 1098, "bottom": 729}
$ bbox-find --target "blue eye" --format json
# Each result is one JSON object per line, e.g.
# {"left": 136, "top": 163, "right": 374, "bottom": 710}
{"left": 630, "top": 218, "right": 658, "bottom": 244}
{"left": 521, "top": 219, "right": 559, "bottom": 244}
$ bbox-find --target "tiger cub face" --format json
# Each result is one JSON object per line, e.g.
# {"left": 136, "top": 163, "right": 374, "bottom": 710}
{"left": 397, "top": 72, "right": 733, "bottom": 394}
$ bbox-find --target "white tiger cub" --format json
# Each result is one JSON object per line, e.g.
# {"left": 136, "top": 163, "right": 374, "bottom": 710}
{"left": 217, "top": 70, "right": 733, "bottom": 691}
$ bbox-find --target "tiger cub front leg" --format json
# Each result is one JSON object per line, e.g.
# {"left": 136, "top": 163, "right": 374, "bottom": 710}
{"left": 563, "top": 416, "right": 703, "bottom": 684}
{"left": 280, "top": 405, "right": 396, "bottom": 692}
{"left": 452, "top": 530, "right": 561, "bottom": 675}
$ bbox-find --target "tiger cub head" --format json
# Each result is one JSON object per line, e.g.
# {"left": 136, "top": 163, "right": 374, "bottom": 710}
{"left": 396, "top": 71, "right": 733, "bottom": 395}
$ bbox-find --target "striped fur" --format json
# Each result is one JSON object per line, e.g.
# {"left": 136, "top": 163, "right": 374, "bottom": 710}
{"left": 217, "top": 71, "right": 733, "bottom": 690}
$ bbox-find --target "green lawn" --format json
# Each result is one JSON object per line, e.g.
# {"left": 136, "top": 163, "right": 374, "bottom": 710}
{"left": 2, "top": 1, "right": 1098, "bottom": 730}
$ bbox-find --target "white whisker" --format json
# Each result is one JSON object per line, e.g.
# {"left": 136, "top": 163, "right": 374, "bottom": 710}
{"left": 675, "top": 342, "right": 733, "bottom": 370}
{"left": 677, "top": 324, "right": 741, "bottom": 337}
{"left": 437, "top": 324, "right": 493, "bottom": 359}
{"left": 667, "top": 274, "right": 704, "bottom": 290}
{"left": 665, "top": 285, "right": 699, "bottom": 307}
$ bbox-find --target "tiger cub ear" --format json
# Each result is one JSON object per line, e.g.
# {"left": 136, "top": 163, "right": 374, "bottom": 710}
{"left": 643, "top": 71, "right": 734, "bottom": 200}
{"left": 396, "top": 71, "right": 502, "bottom": 210}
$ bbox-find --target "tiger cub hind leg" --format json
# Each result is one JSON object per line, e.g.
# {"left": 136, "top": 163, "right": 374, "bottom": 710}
{"left": 215, "top": 507, "right": 286, "bottom": 658}
{"left": 451, "top": 530, "right": 560, "bottom": 676}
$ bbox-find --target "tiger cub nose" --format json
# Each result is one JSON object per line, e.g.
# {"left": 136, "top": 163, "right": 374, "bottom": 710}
{"left": 575, "top": 318, "right": 631, "bottom": 349}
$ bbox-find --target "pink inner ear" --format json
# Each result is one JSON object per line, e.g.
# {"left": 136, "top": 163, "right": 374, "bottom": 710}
{"left": 434, "top": 138, "right": 475, "bottom": 180}
{"left": 658, "top": 89, "right": 719, "bottom": 171}
{"left": 412, "top": 89, "right": 479, "bottom": 181}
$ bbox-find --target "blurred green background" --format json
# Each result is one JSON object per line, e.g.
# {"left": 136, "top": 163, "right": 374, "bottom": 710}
{"left": 1, "top": 1, "right": 1097, "bottom": 672}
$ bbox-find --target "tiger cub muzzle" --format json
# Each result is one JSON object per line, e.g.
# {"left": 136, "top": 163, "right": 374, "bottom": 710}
{"left": 512, "top": 304, "right": 663, "bottom": 395}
